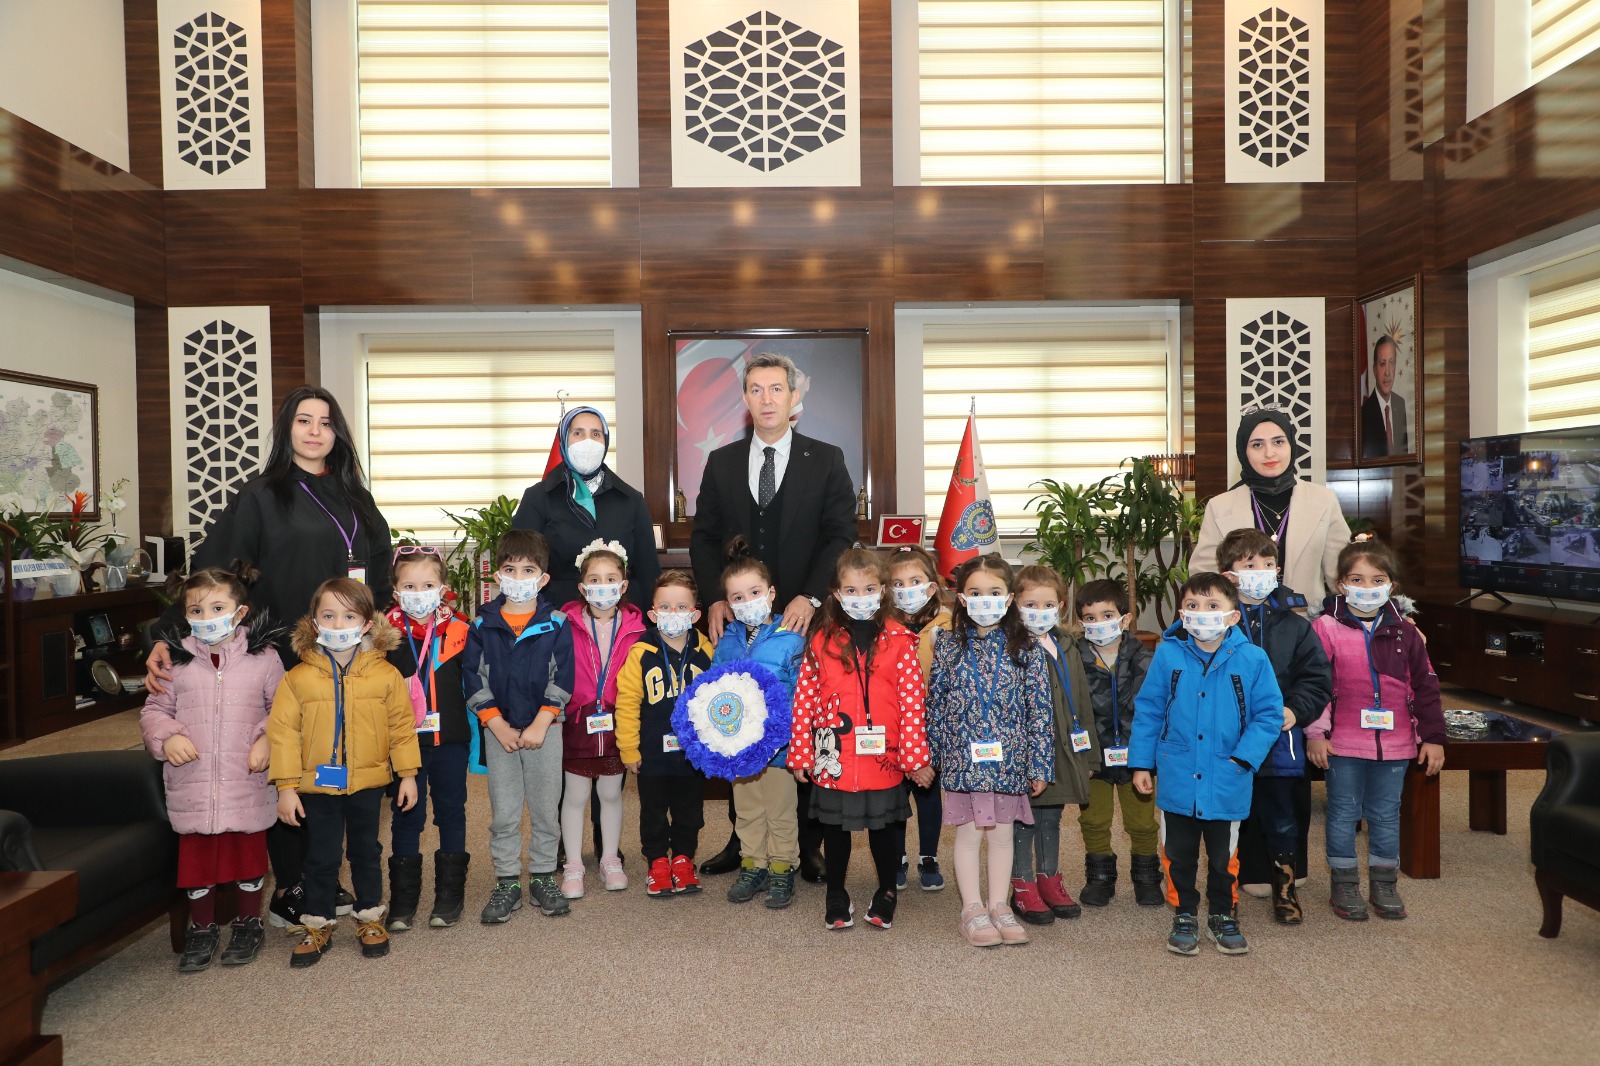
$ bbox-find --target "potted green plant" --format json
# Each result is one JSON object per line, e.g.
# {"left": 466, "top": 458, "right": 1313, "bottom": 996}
{"left": 441, "top": 495, "right": 520, "bottom": 616}
{"left": 0, "top": 497, "right": 67, "bottom": 601}
{"left": 1025, "top": 478, "right": 1113, "bottom": 619}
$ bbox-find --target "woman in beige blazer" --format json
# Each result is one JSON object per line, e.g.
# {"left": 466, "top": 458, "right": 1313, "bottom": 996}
{"left": 1191, "top": 410, "right": 1350, "bottom": 608}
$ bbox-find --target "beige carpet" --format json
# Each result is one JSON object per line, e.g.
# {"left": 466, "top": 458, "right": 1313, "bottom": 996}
{"left": 9, "top": 705, "right": 1599, "bottom": 1066}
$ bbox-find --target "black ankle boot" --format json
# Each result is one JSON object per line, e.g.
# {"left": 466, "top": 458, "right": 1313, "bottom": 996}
{"left": 1080, "top": 853, "right": 1118, "bottom": 907}
{"left": 1130, "top": 853, "right": 1165, "bottom": 907}
{"left": 698, "top": 832, "right": 742, "bottom": 876}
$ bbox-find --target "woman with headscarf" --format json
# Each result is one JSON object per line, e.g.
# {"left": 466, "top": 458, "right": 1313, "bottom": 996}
{"left": 511, "top": 406, "right": 660, "bottom": 611}
{"left": 1190, "top": 409, "right": 1351, "bottom": 608}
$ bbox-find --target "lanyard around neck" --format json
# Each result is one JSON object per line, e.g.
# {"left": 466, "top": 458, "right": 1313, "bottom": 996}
{"left": 323, "top": 650, "right": 346, "bottom": 765}
{"left": 589, "top": 613, "right": 622, "bottom": 701}
{"left": 1359, "top": 616, "right": 1385, "bottom": 707}
{"left": 299, "top": 482, "right": 359, "bottom": 561}
{"left": 407, "top": 617, "right": 437, "bottom": 708}
{"left": 1042, "top": 641, "right": 1080, "bottom": 733}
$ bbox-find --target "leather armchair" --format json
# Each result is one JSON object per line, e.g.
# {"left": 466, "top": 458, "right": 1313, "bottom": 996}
{"left": 1530, "top": 731, "right": 1600, "bottom": 938}
{"left": 0, "top": 751, "right": 177, "bottom": 977}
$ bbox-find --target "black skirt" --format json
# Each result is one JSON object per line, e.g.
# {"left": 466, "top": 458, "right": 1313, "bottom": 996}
{"left": 810, "top": 785, "right": 913, "bottom": 831}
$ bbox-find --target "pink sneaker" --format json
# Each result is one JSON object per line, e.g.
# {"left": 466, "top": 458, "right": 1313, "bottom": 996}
{"left": 960, "top": 902, "right": 1002, "bottom": 948}
{"left": 989, "top": 903, "right": 1031, "bottom": 945}
{"left": 600, "top": 856, "right": 628, "bottom": 892}
{"left": 560, "top": 863, "right": 585, "bottom": 899}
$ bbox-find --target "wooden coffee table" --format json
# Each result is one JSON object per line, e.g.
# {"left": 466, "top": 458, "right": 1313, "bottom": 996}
{"left": 1398, "top": 732, "right": 1552, "bottom": 879}
{"left": 0, "top": 871, "right": 76, "bottom": 1066}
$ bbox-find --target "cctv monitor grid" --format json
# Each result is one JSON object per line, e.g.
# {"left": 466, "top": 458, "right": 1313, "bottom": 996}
{"left": 1460, "top": 435, "right": 1600, "bottom": 601}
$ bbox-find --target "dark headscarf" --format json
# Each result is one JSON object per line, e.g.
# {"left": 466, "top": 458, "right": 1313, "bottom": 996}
{"left": 1233, "top": 410, "right": 1305, "bottom": 495}
{"left": 557, "top": 405, "right": 610, "bottom": 527}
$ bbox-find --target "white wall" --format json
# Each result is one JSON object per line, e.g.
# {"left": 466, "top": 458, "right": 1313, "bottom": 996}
{"left": 0, "top": 0, "right": 129, "bottom": 169}
{"left": 0, "top": 267, "right": 139, "bottom": 532}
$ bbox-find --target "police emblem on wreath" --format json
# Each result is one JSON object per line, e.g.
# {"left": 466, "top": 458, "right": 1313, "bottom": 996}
{"left": 672, "top": 660, "right": 792, "bottom": 781}
{"left": 949, "top": 499, "right": 997, "bottom": 550}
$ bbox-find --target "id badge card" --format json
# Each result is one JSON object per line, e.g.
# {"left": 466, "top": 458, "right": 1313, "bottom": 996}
{"left": 586, "top": 712, "right": 615, "bottom": 735}
{"left": 1361, "top": 708, "right": 1395, "bottom": 730}
{"left": 418, "top": 712, "right": 440, "bottom": 733}
{"left": 1069, "top": 730, "right": 1092, "bottom": 753}
{"left": 346, "top": 562, "right": 367, "bottom": 584}
{"left": 970, "top": 740, "right": 1004, "bottom": 763}
{"left": 663, "top": 733, "right": 681, "bottom": 753}
{"left": 855, "top": 725, "right": 887, "bottom": 756}
{"left": 1103, "top": 746, "right": 1130, "bottom": 767}
{"left": 314, "top": 763, "right": 348, "bottom": 789}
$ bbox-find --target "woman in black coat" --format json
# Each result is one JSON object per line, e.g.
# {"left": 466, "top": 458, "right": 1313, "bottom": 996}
{"left": 511, "top": 405, "right": 659, "bottom": 608}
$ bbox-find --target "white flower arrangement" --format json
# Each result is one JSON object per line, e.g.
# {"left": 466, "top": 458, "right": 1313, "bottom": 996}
{"left": 575, "top": 537, "right": 628, "bottom": 571}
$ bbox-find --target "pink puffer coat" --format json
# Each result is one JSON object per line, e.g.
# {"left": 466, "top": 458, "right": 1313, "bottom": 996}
{"left": 140, "top": 621, "right": 285, "bottom": 834}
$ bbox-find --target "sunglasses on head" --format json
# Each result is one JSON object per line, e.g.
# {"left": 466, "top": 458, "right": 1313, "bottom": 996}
{"left": 392, "top": 544, "right": 444, "bottom": 563}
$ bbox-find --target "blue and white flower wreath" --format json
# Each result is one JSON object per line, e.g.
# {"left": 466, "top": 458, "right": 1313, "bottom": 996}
{"left": 671, "top": 660, "right": 791, "bottom": 781}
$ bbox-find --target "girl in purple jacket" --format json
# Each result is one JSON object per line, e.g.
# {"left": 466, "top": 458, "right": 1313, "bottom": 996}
{"left": 1306, "top": 539, "right": 1444, "bottom": 922}
{"left": 141, "top": 563, "right": 285, "bottom": 972}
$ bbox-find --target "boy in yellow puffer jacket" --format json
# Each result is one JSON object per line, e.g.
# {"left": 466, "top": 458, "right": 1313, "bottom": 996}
{"left": 268, "top": 578, "right": 421, "bottom": 968}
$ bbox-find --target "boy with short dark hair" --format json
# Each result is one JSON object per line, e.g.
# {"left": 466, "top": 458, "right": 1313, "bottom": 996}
{"left": 1216, "top": 528, "right": 1333, "bottom": 925}
{"left": 1128, "top": 573, "right": 1283, "bottom": 957}
{"left": 463, "top": 529, "right": 575, "bottom": 923}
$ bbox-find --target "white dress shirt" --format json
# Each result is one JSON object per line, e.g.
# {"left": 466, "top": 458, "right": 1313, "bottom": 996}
{"left": 748, "top": 428, "right": 793, "bottom": 503}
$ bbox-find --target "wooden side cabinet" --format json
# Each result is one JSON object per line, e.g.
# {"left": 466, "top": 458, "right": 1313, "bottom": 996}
{"left": 1415, "top": 599, "right": 1600, "bottom": 720}
{"left": 11, "top": 589, "right": 161, "bottom": 742}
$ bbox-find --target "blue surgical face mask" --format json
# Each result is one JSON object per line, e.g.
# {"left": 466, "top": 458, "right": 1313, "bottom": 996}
{"left": 892, "top": 582, "right": 933, "bottom": 614}
{"left": 732, "top": 596, "right": 772, "bottom": 628}
{"left": 654, "top": 609, "right": 694, "bottom": 639}
{"left": 498, "top": 573, "right": 542, "bottom": 603}
{"left": 581, "top": 582, "right": 623, "bottom": 610}
{"left": 317, "top": 624, "right": 365, "bottom": 651}
{"left": 398, "top": 588, "right": 442, "bottom": 620}
{"left": 1344, "top": 584, "right": 1392, "bottom": 612}
{"left": 1233, "top": 569, "right": 1279, "bottom": 601}
{"left": 1082, "top": 618, "right": 1123, "bottom": 646}
{"left": 189, "top": 608, "right": 241, "bottom": 646}
{"left": 962, "top": 594, "right": 1010, "bottom": 628}
{"left": 1182, "top": 610, "right": 1233, "bottom": 643}
{"left": 838, "top": 592, "right": 880, "bottom": 622}
{"left": 1019, "top": 605, "right": 1059, "bottom": 635}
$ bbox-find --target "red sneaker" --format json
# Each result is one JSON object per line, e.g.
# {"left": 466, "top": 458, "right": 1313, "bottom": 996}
{"left": 646, "top": 857, "right": 673, "bottom": 898}
{"left": 670, "top": 855, "right": 702, "bottom": 895}
{"left": 1037, "top": 872, "right": 1082, "bottom": 919}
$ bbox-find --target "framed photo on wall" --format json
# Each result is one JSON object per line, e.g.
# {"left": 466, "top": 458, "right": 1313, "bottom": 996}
{"left": 1354, "top": 277, "right": 1421, "bottom": 467}
{"left": 670, "top": 331, "right": 867, "bottom": 516}
{"left": 0, "top": 370, "right": 100, "bottom": 518}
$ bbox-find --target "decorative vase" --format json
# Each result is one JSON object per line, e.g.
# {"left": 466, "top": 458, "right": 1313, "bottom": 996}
{"left": 50, "top": 571, "right": 82, "bottom": 598}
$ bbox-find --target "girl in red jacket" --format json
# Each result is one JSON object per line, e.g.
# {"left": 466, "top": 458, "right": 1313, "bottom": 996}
{"left": 790, "top": 548, "right": 933, "bottom": 931}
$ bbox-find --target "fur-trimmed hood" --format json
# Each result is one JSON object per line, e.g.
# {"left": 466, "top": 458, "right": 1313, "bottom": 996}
{"left": 290, "top": 614, "right": 402, "bottom": 665}
{"left": 157, "top": 609, "right": 286, "bottom": 667}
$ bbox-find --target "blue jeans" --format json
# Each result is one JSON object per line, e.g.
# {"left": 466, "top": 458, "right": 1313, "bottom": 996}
{"left": 391, "top": 741, "right": 470, "bottom": 855}
{"left": 1323, "top": 755, "right": 1408, "bottom": 868}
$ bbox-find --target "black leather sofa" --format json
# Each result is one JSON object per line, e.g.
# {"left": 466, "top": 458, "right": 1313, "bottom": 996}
{"left": 0, "top": 751, "right": 177, "bottom": 979}
{"left": 1530, "top": 731, "right": 1600, "bottom": 938}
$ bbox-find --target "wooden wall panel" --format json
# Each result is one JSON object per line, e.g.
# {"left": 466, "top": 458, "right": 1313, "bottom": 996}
{"left": 1193, "top": 299, "right": 1228, "bottom": 499}
{"left": 300, "top": 190, "right": 474, "bottom": 305}
{"left": 134, "top": 302, "right": 171, "bottom": 538}
{"left": 857, "top": 0, "right": 894, "bottom": 189}
{"left": 262, "top": 0, "right": 315, "bottom": 188}
{"left": 470, "top": 189, "right": 642, "bottom": 306}
{"left": 164, "top": 192, "right": 302, "bottom": 305}
{"left": 1042, "top": 185, "right": 1193, "bottom": 301}
{"left": 0, "top": 115, "right": 76, "bottom": 276}
{"left": 893, "top": 187, "right": 1044, "bottom": 302}
{"left": 123, "top": 0, "right": 163, "bottom": 185}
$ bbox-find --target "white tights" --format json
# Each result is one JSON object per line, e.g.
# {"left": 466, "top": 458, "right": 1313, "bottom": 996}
{"left": 953, "top": 822, "right": 1015, "bottom": 910}
{"left": 561, "top": 772, "right": 623, "bottom": 864}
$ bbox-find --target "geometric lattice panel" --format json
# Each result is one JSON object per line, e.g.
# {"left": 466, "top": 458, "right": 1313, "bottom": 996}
{"left": 158, "top": 0, "right": 265, "bottom": 189}
{"left": 167, "top": 306, "right": 272, "bottom": 547}
{"left": 683, "top": 10, "right": 847, "bottom": 173}
{"left": 670, "top": 0, "right": 859, "bottom": 187}
{"left": 1225, "top": 0, "right": 1323, "bottom": 183}
{"left": 1225, "top": 298, "right": 1326, "bottom": 485}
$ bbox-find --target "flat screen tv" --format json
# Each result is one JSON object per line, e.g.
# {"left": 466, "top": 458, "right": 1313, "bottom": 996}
{"left": 1459, "top": 423, "right": 1600, "bottom": 604}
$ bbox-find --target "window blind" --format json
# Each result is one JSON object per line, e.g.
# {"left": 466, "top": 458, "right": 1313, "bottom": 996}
{"left": 1527, "top": 252, "right": 1600, "bottom": 431}
{"left": 921, "top": 319, "right": 1175, "bottom": 531}
{"left": 916, "top": 0, "right": 1169, "bottom": 185}
{"left": 1531, "top": 0, "right": 1600, "bottom": 83}
{"left": 355, "top": 0, "right": 612, "bottom": 188}
{"left": 365, "top": 332, "right": 616, "bottom": 537}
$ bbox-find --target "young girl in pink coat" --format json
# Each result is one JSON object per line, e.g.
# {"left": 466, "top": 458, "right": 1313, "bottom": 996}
{"left": 141, "top": 562, "right": 285, "bottom": 972}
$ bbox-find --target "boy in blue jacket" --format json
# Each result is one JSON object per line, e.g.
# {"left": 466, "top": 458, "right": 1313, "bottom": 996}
{"left": 1129, "top": 572, "right": 1283, "bottom": 957}
{"left": 1219, "top": 528, "right": 1333, "bottom": 926}
{"left": 463, "top": 529, "right": 576, "bottom": 924}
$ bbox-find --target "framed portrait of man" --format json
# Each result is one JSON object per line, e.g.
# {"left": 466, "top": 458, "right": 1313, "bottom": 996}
{"left": 1354, "top": 278, "right": 1421, "bottom": 467}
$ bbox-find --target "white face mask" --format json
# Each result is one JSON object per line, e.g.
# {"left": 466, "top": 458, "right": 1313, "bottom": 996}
{"left": 190, "top": 608, "right": 241, "bottom": 646}
{"left": 732, "top": 596, "right": 772, "bottom": 628}
{"left": 1344, "top": 584, "right": 1392, "bottom": 612}
{"left": 317, "top": 624, "right": 365, "bottom": 651}
{"left": 1019, "top": 605, "right": 1059, "bottom": 635}
{"left": 1234, "top": 569, "right": 1279, "bottom": 600}
{"left": 567, "top": 438, "right": 607, "bottom": 477}
{"left": 498, "top": 574, "right": 542, "bottom": 603}
{"left": 398, "top": 588, "right": 442, "bottom": 620}
{"left": 962, "top": 594, "right": 1010, "bottom": 628}
{"left": 581, "top": 582, "right": 623, "bottom": 610}
{"left": 838, "top": 592, "right": 880, "bottom": 622}
{"left": 1182, "top": 610, "right": 1232, "bottom": 643}
{"left": 1082, "top": 618, "right": 1123, "bottom": 647}
{"left": 655, "top": 610, "right": 695, "bottom": 638}
{"left": 892, "top": 582, "right": 933, "bottom": 614}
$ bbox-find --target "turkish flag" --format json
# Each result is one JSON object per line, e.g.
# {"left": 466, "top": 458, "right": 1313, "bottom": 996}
{"left": 934, "top": 409, "right": 999, "bottom": 580}
{"left": 543, "top": 431, "right": 563, "bottom": 478}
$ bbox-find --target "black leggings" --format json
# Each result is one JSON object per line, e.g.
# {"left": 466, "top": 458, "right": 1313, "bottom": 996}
{"left": 823, "top": 824, "right": 902, "bottom": 895}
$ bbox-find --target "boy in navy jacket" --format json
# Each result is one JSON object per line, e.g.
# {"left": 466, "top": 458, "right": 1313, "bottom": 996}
{"left": 463, "top": 530, "right": 575, "bottom": 924}
{"left": 1129, "top": 573, "right": 1283, "bottom": 957}
{"left": 1218, "top": 528, "right": 1333, "bottom": 925}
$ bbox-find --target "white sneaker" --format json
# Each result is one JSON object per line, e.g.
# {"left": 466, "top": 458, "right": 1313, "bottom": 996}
{"left": 560, "top": 863, "right": 586, "bottom": 899}
{"left": 600, "top": 856, "right": 628, "bottom": 891}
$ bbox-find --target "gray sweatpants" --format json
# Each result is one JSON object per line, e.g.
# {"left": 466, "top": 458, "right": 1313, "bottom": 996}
{"left": 484, "top": 727, "right": 564, "bottom": 880}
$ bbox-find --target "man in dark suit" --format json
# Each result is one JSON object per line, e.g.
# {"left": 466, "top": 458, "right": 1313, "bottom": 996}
{"left": 1361, "top": 335, "right": 1409, "bottom": 459}
{"left": 689, "top": 352, "right": 857, "bottom": 878}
